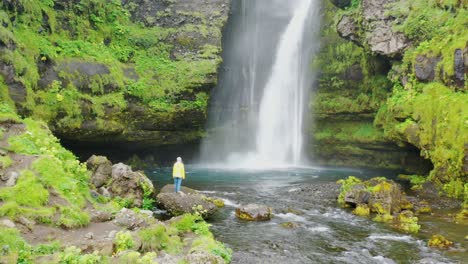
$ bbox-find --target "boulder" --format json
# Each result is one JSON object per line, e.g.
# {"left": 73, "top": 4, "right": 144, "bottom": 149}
{"left": 89, "top": 209, "right": 114, "bottom": 223}
{"left": 367, "top": 178, "right": 404, "bottom": 215}
{"left": 109, "top": 165, "right": 155, "bottom": 208}
{"left": 160, "top": 184, "right": 198, "bottom": 195}
{"left": 344, "top": 184, "right": 371, "bottom": 206}
{"left": 337, "top": 15, "right": 360, "bottom": 43}
{"left": 156, "top": 189, "right": 218, "bottom": 219}
{"left": 235, "top": 204, "right": 272, "bottom": 221}
{"left": 113, "top": 208, "right": 154, "bottom": 230}
{"left": 86, "top": 155, "right": 112, "bottom": 188}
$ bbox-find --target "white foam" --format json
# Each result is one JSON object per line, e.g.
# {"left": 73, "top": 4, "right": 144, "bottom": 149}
{"left": 368, "top": 234, "right": 413, "bottom": 242}
{"left": 223, "top": 199, "right": 241, "bottom": 208}
{"left": 307, "top": 226, "right": 330, "bottom": 232}
{"left": 276, "top": 213, "right": 307, "bottom": 222}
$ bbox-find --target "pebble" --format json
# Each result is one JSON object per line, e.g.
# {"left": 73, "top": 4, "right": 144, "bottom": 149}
{"left": 465, "top": 235, "right": 468, "bottom": 241}
{"left": 84, "top": 232, "right": 94, "bottom": 240}
{"left": 1, "top": 219, "right": 16, "bottom": 228}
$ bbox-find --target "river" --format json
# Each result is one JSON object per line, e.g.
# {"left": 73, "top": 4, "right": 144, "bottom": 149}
{"left": 148, "top": 165, "right": 466, "bottom": 264}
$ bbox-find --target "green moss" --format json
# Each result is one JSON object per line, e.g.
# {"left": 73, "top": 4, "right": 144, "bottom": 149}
{"left": 0, "top": 102, "right": 20, "bottom": 123}
{"left": 0, "top": 170, "right": 48, "bottom": 207}
{"left": 57, "top": 246, "right": 107, "bottom": 264}
{"left": 0, "top": 155, "right": 13, "bottom": 169}
{"left": 428, "top": 235, "right": 454, "bottom": 249}
{"left": 170, "top": 213, "right": 211, "bottom": 236}
{"left": 138, "top": 224, "right": 182, "bottom": 254}
{"left": 189, "top": 236, "right": 232, "bottom": 263}
{"left": 376, "top": 83, "right": 467, "bottom": 200}
{"left": 389, "top": 0, "right": 467, "bottom": 79}
{"left": 114, "top": 231, "right": 135, "bottom": 253}
{"left": 353, "top": 204, "right": 370, "bottom": 216}
{"left": 337, "top": 176, "right": 362, "bottom": 206}
{"left": 394, "top": 211, "right": 421, "bottom": 233}
{"left": 0, "top": 201, "right": 55, "bottom": 223}
{"left": 372, "top": 214, "right": 394, "bottom": 223}
{"left": 33, "top": 157, "right": 89, "bottom": 208}
{"left": 57, "top": 206, "right": 90, "bottom": 229}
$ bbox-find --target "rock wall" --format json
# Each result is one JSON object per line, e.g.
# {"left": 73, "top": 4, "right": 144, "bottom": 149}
{"left": 0, "top": 0, "right": 229, "bottom": 148}
{"left": 315, "top": 0, "right": 467, "bottom": 201}
{"left": 310, "top": 0, "right": 432, "bottom": 173}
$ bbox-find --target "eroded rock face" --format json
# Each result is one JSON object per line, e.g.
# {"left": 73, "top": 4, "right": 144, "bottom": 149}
{"left": 235, "top": 204, "right": 273, "bottom": 221}
{"left": 336, "top": 0, "right": 410, "bottom": 58}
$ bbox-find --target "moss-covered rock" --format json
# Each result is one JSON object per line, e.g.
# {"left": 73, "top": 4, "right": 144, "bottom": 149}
{"left": 428, "top": 234, "right": 454, "bottom": 249}
{"left": 337, "top": 176, "right": 423, "bottom": 233}
{"left": 0, "top": 0, "right": 230, "bottom": 147}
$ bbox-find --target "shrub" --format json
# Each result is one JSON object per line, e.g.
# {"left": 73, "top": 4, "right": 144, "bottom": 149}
{"left": 114, "top": 231, "right": 135, "bottom": 253}
{"left": 138, "top": 224, "right": 182, "bottom": 253}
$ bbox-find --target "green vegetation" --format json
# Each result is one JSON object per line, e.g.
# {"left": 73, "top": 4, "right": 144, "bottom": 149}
{"left": 376, "top": 83, "right": 468, "bottom": 200}
{"left": 114, "top": 231, "right": 136, "bottom": 253}
{"left": 428, "top": 235, "right": 454, "bottom": 249}
{"left": 138, "top": 224, "right": 182, "bottom": 253}
{"left": 337, "top": 176, "right": 362, "bottom": 206}
{"left": 0, "top": 0, "right": 225, "bottom": 139}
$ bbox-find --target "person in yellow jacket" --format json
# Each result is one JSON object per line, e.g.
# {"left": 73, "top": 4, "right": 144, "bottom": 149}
{"left": 172, "top": 157, "right": 185, "bottom": 193}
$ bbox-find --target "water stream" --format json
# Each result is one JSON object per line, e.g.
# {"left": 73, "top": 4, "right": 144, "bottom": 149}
{"left": 149, "top": 166, "right": 465, "bottom": 264}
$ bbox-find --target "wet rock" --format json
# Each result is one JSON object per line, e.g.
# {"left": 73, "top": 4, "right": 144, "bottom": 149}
{"left": 428, "top": 235, "right": 454, "bottom": 249}
{"left": 330, "top": 0, "right": 351, "bottom": 9}
{"left": 4, "top": 171, "right": 19, "bottom": 186}
{"left": 392, "top": 210, "right": 420, "bottom": 233}
{"left": 0, "top": 218, "right": 15, "bottom": 228}
{"left": 87, "top": 155, "right": 112, "bottom": 188}
{"left": 235, "top": 204, "right": 273, "bottom": 221}
{"left": 344, "top": 184, "right": 371, "bottom": 206}
{"left": 156, "top": 190, "right": 218, "bottom": 219}
{"left": 415, "top": 55, "right": 440, "bottom": 81}
{"left": 185, "top": 252, "right": 224, "bottom": 264}
{"left": 113, "top": 208, "right": 153, "bottom": 230}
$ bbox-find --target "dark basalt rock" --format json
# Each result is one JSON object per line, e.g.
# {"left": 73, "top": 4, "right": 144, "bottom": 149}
{"left": 414, "top": 55, "right": 440, "bottom": 82}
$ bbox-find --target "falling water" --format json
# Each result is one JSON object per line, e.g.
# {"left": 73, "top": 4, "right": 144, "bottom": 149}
{"left": 200, "top": 0, "right": 320, "bottom": 168}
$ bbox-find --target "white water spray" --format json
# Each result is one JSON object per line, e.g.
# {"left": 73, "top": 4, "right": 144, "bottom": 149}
{"left": 200, "top": 0, "right": 319, "bottom": 168}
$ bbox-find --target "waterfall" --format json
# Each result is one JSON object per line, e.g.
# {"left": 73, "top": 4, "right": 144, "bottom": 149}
{"left": 200, "top": 0, "right": 320, "bottom": 168}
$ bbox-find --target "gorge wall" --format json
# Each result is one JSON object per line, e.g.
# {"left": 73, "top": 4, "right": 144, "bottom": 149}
{"left": 0, "top": 0, "right": 229, "bottom": 148}
{"left": 311, "top": 0, "right": 467, "bottom": 201}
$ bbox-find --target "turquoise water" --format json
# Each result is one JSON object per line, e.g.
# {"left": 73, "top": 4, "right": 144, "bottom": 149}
{"left": 148, "top": 166, "right": 461, "bottom": 264}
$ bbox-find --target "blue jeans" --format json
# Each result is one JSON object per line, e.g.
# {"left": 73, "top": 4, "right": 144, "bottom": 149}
{"left": 174, "top": 177, "right": 182, "bottom": 192}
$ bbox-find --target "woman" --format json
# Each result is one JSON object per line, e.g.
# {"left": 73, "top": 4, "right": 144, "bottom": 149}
{"left": 172, "top": 157, "right": 185, "bottom": 193}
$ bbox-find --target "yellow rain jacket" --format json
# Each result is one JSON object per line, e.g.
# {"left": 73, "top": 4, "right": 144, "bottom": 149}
{"left": 172, "top": 162, "right": 185, "bottom": 179}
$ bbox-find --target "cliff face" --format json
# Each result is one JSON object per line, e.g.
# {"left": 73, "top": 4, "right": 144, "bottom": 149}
{"left": 313, "top": 0, "right": 467, "bottom": 201}
{"left": 310, "top": 0, "right": 431, "bottom": 173}
{"left": 0, "top": 0, "right": 229, "bottom": 147}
